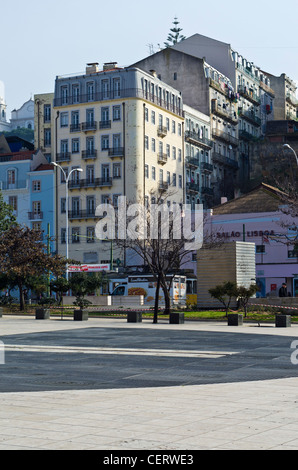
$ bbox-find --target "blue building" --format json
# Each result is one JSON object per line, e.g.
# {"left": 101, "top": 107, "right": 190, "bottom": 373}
{"left": 0, "top": 146, "right": 55, "bottom": 252}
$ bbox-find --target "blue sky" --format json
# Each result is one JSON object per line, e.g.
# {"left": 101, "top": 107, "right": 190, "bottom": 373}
{"left": 2, "top": 0, "right": 298, "bottom": 116}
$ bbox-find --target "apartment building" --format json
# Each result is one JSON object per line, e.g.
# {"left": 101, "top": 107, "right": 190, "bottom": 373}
{"left": 132, "top": 49, "right": 239, "bottom": 204}
{"left": 53, "top": 63, "right": 185, "bottom": 266}
{"left": 0, "top": 147, "right": 55, "bottom": 251}
{"left": 34, "top": 93, "right": 54, "bottom": 162}
{"left": 264, "top": 73, "right": 298, "bottom": 121}
{"left": 184, "top": 105, "right": 213, "bottom": 208}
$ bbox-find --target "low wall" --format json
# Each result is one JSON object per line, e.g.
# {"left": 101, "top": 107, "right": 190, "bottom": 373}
{"left": 248, "top": 297, "right": 298, "bottom": 313}
{"left": 62, "top": 295, "right": 144, "bottom": 307}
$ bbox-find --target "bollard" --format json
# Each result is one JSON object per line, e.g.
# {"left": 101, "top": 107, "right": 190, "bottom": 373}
{"left": 227, "top": 313, "right": 243, "bottom": 326}
{"left": 127, "top": 311, "right": 142, "bottom": 323}
{"left": 275, "top": 314, "right": 291, "bottom": 327}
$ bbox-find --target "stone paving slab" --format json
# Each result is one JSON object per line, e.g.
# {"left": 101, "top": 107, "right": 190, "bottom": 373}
{"left": 0, "top": 315, "right": 298, "bottom": 450}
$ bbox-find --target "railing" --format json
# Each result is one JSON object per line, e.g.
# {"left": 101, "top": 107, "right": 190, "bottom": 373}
{"left": 68, "top": 177, "right": 112, "bottom": 189}
{"left": 82, "top": 150, "right": 97, "bottom": 159}
{"left": 68, "top": 210, "right": 97, "bottom": 219}
{"left": 99, "top": 120, "right": 111, "bottom": 129}
{"left": 157, "top": 153, "right": 167, "bottom": 165}
{"left": 211, "top": 101, "right": 238, "bottom": 124}
{"left": 70, "top": 123, "right": 81, "bottom": 132}
{"left": 108, "top": 147, "right": 124, "bottom": 157}
{"left": 212, "top": 128, "right": 239, "bottom": 147}
{"left": 157, "top": 125, "right": 167, "bottom": 137}
{"left": 238, "top": 86, "right": 260, "bottom": 105}
{"left": 28, "top": 211, "right": 43, "bottom": 220}
{"left": 0, "top": 180, "right": 28, "bottom": 190}
{"left": 201, "top": 186, "right": 214, "bottom": 196}
{"left": 81, "top": 121, "right": 97, "bottom": 131}
{"left": 239, "top": 130, "right": 258, "bottom": 141}
{"left": 54, "top": 88, "right": 184, "bottom": 117}
{"left": 185, "top": 130, "right": 213, "bottom": 148}
{"left": 238, "top": 109, "right": 261, "bottom": 126}
{"left": 286, "top": 93, "right": 298, "bottom": 107}
{"left": 56, "top": 152, "right": 71, "bottom": 162}
{"left": 186, "top": 157, "right": 200, "bottom": 167}
{"left": 212, "top": 152, "right": 239, "bottom": 169}
{"left": 159, "top": 181, "right": 169, "bottom": 191}
{"left": 186, "top": 182, "right": 200, "bottom": 192}
{"left": 200, "top": 162, "right": 213, "bottom": 172}
{"left": 236, "top": 63, "right": 260, "bottom": 82}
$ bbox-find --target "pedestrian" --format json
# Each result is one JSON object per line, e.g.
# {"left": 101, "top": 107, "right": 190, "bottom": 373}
{"left": 279, "top": 283, "right": 287, "bottom": 297}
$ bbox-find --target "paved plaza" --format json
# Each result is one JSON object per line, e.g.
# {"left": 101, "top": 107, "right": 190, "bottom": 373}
{"left": 1, "top": 314, "right": 298, "bottom": 450}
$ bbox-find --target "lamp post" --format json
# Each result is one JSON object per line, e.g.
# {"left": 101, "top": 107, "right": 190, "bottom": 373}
{"left": 283, "top": 144, "right": 298, "bottom": 166}
{"left": 51, "top": 162, "right": 83, "bottom": 280}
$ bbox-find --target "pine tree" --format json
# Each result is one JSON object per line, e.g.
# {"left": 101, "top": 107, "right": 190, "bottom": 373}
{"left": 164, "top": 17, "right": 186, "bottom": 48}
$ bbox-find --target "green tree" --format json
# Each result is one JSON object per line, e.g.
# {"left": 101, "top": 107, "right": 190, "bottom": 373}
{"left": 164, "top": 17, "right": 186, "bottom": 48}
{"left": 236, "top": 284, "right": 259, "bottom": 317}
{"left": 0, "top": 191, "right": 17, "bottom": 232}
{"left": 50, "top": 277, "right": 70, "bottom": 306}
{"left": 69, "top": 272, "right": 107, "bottom": 309}
{"left": 209, "top": 281, "right": 238, "bottom": 316}
{"left": 0, "top": 225, "right": 69, "bottom": 310}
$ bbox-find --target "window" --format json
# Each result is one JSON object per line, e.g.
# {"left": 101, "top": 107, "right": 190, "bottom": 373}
{"left": 44, "top": 104, "right": 51, "bottom": 123}
{"left": 256, "top": 245, "right": 265, "bottom": 254}
{"left": 179, "top": 175, "right": 182, "bottom": 188}
{"left": 87, "top": 196, "right": 96, "bottom": 215}
{"left": 145, "top": 135, "right": 149, "bottom": 150}
{"left": 61, "top": 198, "right": 66, "bottom": 214}
{"left": 288, "top": 249, "right": 298, "bottom": 259}
{"left": 32, "top": 222, "right": 42, "bottom": 231}
{"left": 87, "top": 227, "right": 95, "bottom": 243}
{"left": 32, "top": 180, "right": 41, "bottom": 192}
{"left": 72, "top": 138, "right": 80, "bottom": 154}
{"left": 113, "top": 78, "right": 121, "bottom": 98}
{"left": 32, "top": 201, "right": 41, "bottom": 214}
{"left": 61, "top": 86, "right": 68, "bottom": 105}
{"left": 144, "top": 107, "right": 148, "bottom": 121}
{"left": 151, "top": 138, "right": 156, "bottom": 152}
{"left": 72, "top": 227, "right": 80, "bottom": 243}
{"left": 113, "top": 163, "right": 121, "bottom": 179}
{"left": 60, "top": 140, "right": 68, "bottom": 154}
{"left": 102, "top": 80, "right": 109, "bottom": 99}
{"left": 60, "top": 112, "right": 68, "bottom": 127}
{"left": 172, "top": 173, "right": 176, "bottom": 186}
{"left": 172, "top": 120, "right": 176, "bottom": 133}
{"left": 178, "top": 123, "right": 181, "bottom": 136}
{"left": 61, "top": 167, "right": 68, "bottom": 183}
{"left": 145, "top": 164, "right": 149, "bottom": 178}
{"left": 167, "top": 171, "right": 170, "bottom": 184}
{"left": 8, "top": 196, "right": 17, "bottom": 211}
{"left": 101, "top": 135, "right": 109, "bottom": 150}
{"left": 87, "top": 82, "right": 95, "bottom": 101}
{"left": 172, "top": 146, "right": 176, "bottom": 160}
{"left": 44, "top": 129, "right": 51, "bottom": 147}
{"left": 72, "top": 85, "right": 80, "bottom": 104}
{"left": 152, "top": 166, "right": 156, "bottom": 180}
{"left": 113, "top": 105, "right": 121, "bottom": 121}
{"left": 151, "top": 111, "right": 155, "bottom": 124}
{"left": 113, "top": 194, "right": 120, "bottom": 208}
{"left": 178, "top": 149, "right": 182, "bottom": 161}
{"left": 86, "top": 165, "right": 95, "bottom": 183}
{"left": 7, "top": 169, "right": 16, "bottom": 185}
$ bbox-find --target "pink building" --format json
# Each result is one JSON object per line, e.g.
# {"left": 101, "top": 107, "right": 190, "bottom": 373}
{"left": 206, "top": 184, "right": 298, "bottom": 297}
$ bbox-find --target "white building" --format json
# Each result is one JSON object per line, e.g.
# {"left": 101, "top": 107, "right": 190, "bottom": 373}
{"left": 10, "top": 98, "right": 34, "bottom": 130}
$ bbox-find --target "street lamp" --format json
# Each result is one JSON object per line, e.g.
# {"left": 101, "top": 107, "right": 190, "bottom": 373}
{"left": 51, "top": 162, "right": 83, "bottom": 280}
{"left": 283, "top": 144, "right": 298, "bottom": 166}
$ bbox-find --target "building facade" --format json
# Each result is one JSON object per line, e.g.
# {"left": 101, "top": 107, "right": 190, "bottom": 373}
{"left": 34, "top": 93, "right": 54, "bottom": 162}
{"left": 53, "top": 63, "right": 185, "bottom": 266}
{"left": 10, "top": 98, "right": 34, "bottom": 131}
{"left": 265, "top": 73, "right": 298, "bottom": 121}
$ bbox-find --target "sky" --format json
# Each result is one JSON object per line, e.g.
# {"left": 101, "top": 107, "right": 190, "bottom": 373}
{"left": 1, "top": 0, "right": 298, "bottom": 118}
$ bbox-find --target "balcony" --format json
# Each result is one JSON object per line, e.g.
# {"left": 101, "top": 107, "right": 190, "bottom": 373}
{"left": 238, "top": 86, "right": 260, "bottom": 106}
{"left": 56, "top": 152, "right": 71, "bottom": 162}
{"left": 212, "top": 152, "right": 239, "bottom": 169}
{"left": 157, "top": 125, "right": 167, "bottom": 137}
{"left": 81, "top": 121, "right": 97, "bottom": 132}
{"left": 0, "top": 180, "right": 28, "bottom": 190}
{"left": 200, "top": 162, "right": 213, "bottom": 172}
{"left": 186, "top": 182, "right": 200, "bottom": 193}
{"left": 212, "top": 128, "right": 239, "bottom": 147}
{"left": 69, "top": 177, "right": 112, "bottom": 190}
{"left": 108, "top": 147, "right": 124, "bottom": 158}
{"left": 82, "top": 149, "right": 97, "bottom": 160}
{"left": 259, "top": 80, "right": 275, "bottom": 97}
{"left": 239, "top": 130, "right": 259, "bottom": 142}
{"left": 211, "top": 100, "right": 238, "bottom": 124}
{"left": 201, "top": 186, "right": 214, "bottom": 196}
{"left": 158, "top": 181, "right": 169, "bottom": 192}
{"left": 238, "top": 109, "right": 261, "bottom": 127}
{"left": 68, "top": 210, "right": 97, "bottom": 220}
{"left": 70, "top": 123, "right": 81, "bottom": 133}
{"left": 28, "top": 211, "right": 43, "bottom": 220}
{"left": 186, "top": 157, "right": 200, "bottom": 168}
{"left": 185, "top": 130, "right": 213, "bottom": 149}
{"left": 157, "top": 153, "right": 167, "bottom": 165}
{"left": 99, "top": 120, "right": 111, "bottom": 129}
{"left": 286, "top": 93, "right": 298, "bottom": 107}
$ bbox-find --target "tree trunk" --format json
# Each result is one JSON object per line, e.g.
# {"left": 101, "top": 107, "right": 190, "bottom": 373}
{"left": 18, "top": 280, "right": 25, "bottom": 311}
{"left": 153, "top": 274, "right": 161, "bottom": 324}
{"left": 161, "top": 282, "right": 171, "bottom": 316}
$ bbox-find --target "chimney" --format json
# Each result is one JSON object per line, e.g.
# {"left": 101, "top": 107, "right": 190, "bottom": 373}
{"left": 103, "top": 62, "right": 118, "bottom": 71}
{"left": 86, "top": 63, "right": 99, "bottom": 74}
